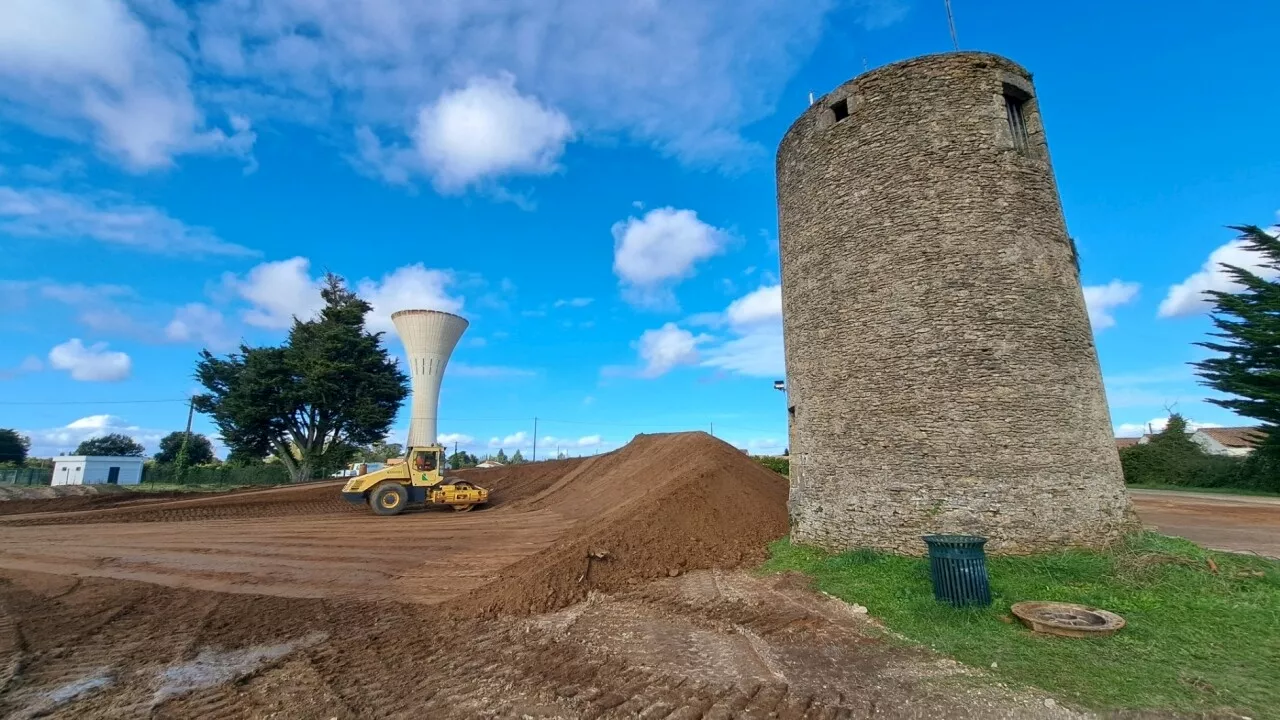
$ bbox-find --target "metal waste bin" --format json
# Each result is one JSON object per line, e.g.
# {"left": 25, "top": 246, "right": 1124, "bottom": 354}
{"left": 923, "top": 535, "right": 992, "bottom": 607}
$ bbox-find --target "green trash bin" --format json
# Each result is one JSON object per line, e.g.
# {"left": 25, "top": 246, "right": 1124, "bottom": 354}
{"left": 923, "top": 535, "right": 992, "bottom": 607}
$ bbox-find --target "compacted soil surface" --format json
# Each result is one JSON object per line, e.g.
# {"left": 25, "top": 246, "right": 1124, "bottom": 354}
{"left": 1130, "top": 489, "right": 1280, "bottom": 559}
{"left": 0, "top": 433, "right": 1081, "bottom": 718}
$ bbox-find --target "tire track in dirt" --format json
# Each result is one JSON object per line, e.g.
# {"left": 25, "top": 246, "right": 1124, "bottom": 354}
{"left": 0, "top": 433, "right": 1085, "bottom": 718}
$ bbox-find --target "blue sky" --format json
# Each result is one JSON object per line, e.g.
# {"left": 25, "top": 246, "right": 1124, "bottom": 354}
{"left": 1, "top": 0, "right": 1278, "bottom": 459}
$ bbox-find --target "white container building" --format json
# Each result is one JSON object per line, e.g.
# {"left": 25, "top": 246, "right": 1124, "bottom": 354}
{"left": 50, "top": 456, "right": 144, "bottom": 486}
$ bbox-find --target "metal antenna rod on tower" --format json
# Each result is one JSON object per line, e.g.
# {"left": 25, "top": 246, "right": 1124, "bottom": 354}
{"left": 944, "top": 0, "right": 960, "bottom": 50}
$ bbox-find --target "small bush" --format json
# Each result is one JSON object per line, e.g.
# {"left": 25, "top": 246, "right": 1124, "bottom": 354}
{"left": 755, "top": 455, "right": 789, "bottom": 476}
{"left": 1119, "top": 414, "right": 1277, "bottom": 493}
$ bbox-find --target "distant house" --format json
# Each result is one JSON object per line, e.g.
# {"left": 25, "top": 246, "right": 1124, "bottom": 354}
{"left": 1192, "top": 427, "right": 1266, "bottom": 457}
{"left": 476, "top": 460, "right": 505, "bottom": 469}
{"left": 1122, "top": 426, "right": 1266, "bottom": 457}
{"left": 51, "top": 456, "right": 143, "bottom": 486}
{"left": 1115, "top": 437, "right": 1141, "bottom": 451}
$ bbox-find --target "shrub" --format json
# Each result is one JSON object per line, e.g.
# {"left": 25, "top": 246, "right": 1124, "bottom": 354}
{"left": 755, "top": 456, "right": 789, "bottom": 477}
{"left": 1119, "top": 414, "right": 1277, "bottom": 492}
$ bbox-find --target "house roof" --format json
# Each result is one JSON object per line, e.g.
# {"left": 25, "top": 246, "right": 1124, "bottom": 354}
{"left": 1115, "top": 437, "right": 1141, "bottom": 449}
{"left": 1198, "top": 427, "right": 1267, "bottom": 449}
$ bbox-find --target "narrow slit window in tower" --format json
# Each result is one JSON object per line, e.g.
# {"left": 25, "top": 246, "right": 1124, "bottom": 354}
{"left": 830, "top": 98, "right": 849, "bottom": 123}
{"left": 1003, "top": 89, "right": 1029, "bottom": 153}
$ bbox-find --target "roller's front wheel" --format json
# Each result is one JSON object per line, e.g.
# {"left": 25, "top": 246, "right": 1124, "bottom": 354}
{"left": 370, "top": 483, "right": 408, "bottom": 516}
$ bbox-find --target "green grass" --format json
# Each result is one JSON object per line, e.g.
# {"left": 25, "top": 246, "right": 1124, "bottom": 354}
{"left": 1126, "top": 482, "right": 1280, "bottom": 498}
{"left": 762, "top": 533, "right": 1280, "bottom": 717}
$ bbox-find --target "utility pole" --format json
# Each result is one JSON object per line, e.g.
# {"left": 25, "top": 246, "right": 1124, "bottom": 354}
{"left": 454, "top": 441, "right": 458, "bottom": 469}
{"left": 532, "top": 417, "right": 538, "bottom": 462}
{"left": 710, "top": 422, "right": 714, "bottom": 437}
{"left": 175, "top": 397, "right": 195, "bottom": 479}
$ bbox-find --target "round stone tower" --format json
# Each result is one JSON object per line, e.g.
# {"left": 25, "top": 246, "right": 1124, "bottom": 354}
{"left": 776, "top": 52, "right": 1136, "bottom": 554}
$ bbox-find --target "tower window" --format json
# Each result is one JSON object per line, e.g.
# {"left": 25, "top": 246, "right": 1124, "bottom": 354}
{"left": 1002, "top": 85, "right": 1030, "bottom": 153}
{"left": 830, "top": 98, "right": 849, "bottom": 123}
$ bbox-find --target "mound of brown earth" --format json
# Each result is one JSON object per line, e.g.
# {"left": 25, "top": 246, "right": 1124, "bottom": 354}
{"left": 0, "top": 490, "right": 191, "bottom": 517}
{"left": 0, "top": 481, "right": 358, "bottom": 526}
{"left": 452, "top": 455, "right": 589, "bottom": 504}
{"left": 0, "top": 432, "right": 787, "bottom": 614}
{"left": 460, "top": 431, "right": 790, "bottom": 616}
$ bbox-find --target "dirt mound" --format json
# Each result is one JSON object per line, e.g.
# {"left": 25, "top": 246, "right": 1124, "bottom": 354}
{"left": 0, "top": 490, "right": 192, "bottom": 517}
{"left": 458, "top": 431, "right": 790, "bottom": 616}
{"left": 453, "top": 456, "right": 589, "bottom": 505}
{"left": 0, "top": 481, "right": 355, "bottom": 526}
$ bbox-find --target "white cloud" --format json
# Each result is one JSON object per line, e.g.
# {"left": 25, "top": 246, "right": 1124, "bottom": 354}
{"left": 225, "top": 257, "right": 465, "bottom": 334}
{"left": 554, "top": 298, "right": 594, "bottom": 308}
{"left": 725, "top": 284, "right": 781, "bottom": 328}
{"left": 1114, "top": 416, "right": 1223, "bottom": 438}
{"left": 701, "top": 284, "right": 785, "bottom": 377}
{"left": 48, "top": 338, "right": 132, "bottom": 382}
{"left": 165, "top": 303, "right": 237, "bottom": 351}
{"left": 188, "top": 0, "right": 856, "bottom": 169}
{"left": 637, "top": 323, "right": 710, "bottom": 378}
{"left": 701, "top": 330, "right": 785, "bottom": 377}
{"left": 0, "top": 355, "right": 43, "bottom": 380}
{"left": 0, "top": 0, "right": 255, "bottom": 170}
{"left": 357, "top": 264, "right": 463, "bottom": 334}
{"left": 437, "top": 433, "right": 475, "bottom": 446}
{"left": 21, "top": 414, "right": 164, "bottom": 457}
{"left": 613, "top": 208, "right": 730, "bottom": 308}
{"left": 1159, "top": 231, "right": 1280, "bottom": 317}
{"left": 358, "top": 74, "right": 573, "bottom": 192}
{"left": 0, "top": 186, "right": 255, "bottom": 256}
{"left": 614, "top": 285, "right": 784, "bottom": 379}
{"left": 226, "top": 257, "right": 324, "bottom": 329}
{"left": 489, "top": 431, "right": 530, "bottom": 449}
{"left": 539, "top": 434, "right": 603, "bottom": 449}
{"left": 1082, "top": 280, "right": 1139, "bottom": 330}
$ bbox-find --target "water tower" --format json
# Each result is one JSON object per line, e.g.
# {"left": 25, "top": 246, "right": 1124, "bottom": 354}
{"left": 391, "top": 309, "right": 469, "bottom": 447}
{"left": 776, "top": 52, "right": 1137, "bottom": 554}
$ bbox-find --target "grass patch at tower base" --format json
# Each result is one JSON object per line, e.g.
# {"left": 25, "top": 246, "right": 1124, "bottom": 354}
{"left": 761, "top": 533, "right": 1279, "bottom": 717}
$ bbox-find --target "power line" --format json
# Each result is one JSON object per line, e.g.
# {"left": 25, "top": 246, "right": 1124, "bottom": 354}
{"left": 0, "top": 398, "right": 190, "bottom": 406}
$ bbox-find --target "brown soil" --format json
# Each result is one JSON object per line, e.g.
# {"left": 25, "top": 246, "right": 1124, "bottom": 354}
{"left": 0, "top": 432, "right": 1080, "bottom": 718}
{"left": 1131, "top": 489, "right": 1280, "bottom": 558}
{"left": 0, "top": 490, "right": 193, "bottom": 517}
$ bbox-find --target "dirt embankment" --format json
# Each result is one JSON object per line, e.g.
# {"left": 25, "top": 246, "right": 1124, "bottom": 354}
{"left": 0, "top": 433, "right": 1084, "bottom": 719}
{"left": 0, "top": 433, "right": 787, "bottom": 613}
{"left": 461, "top": 432, "right": 791, "bottom": 616}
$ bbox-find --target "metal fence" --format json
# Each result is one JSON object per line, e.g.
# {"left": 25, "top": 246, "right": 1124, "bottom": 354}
{"left": 0, "top": 467, "right": 53, "bottom": 486}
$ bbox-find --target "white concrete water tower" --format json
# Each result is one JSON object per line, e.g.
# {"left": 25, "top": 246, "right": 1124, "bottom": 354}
{"left": 391, "top": 309, "right": 468, "bottom": 447}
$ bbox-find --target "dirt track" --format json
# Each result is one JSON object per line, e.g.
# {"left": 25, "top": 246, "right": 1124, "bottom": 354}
{"left": 1131, "top": 489, "right": 1280, "bottom": 558}
{"left": 0, "top": 433, "right": 1077, "bottom": 718}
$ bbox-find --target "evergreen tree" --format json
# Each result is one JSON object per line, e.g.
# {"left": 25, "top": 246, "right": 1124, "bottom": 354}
{"left": 75, "top": 433, "right": 145, "bottom": 457}
{"left": 194, "top": 274, "right": 409, "bottom": 482}
{"left": 494, "top": 448, "right": 509, "bottom": 464}
{"left": 0, "top": 429, "right": 29, "bottom": 465}
{"left": 1193, "top": 224, "right": 1280, "bottom": 459}
{"left": 448, "top": 451, "right": 479, "bottom": 469}
{"left": 155, "top": 432, "right": 215, "bottom": 465}
{"left": 511, "top": 449, "right": 526, "bottom": 464}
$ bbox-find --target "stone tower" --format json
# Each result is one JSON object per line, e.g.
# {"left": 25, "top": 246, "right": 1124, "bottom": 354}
{"left": 776, "top": 52, "right": 1136, "bottom": 554}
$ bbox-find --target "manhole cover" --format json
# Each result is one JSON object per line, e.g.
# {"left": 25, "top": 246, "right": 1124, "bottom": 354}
{"left": 1010, "top": 602, "right": 1125, "bottom": 638}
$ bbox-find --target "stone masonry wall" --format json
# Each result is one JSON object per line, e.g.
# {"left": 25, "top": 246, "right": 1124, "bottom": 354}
{"left": 776, "top": 52, "right": 1138, "bottom": 555}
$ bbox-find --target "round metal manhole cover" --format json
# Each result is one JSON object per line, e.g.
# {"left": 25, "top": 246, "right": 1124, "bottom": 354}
{"left": 1010, "top": 602, "right": 1125, "bottom": 638}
